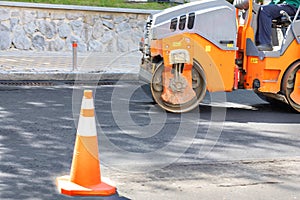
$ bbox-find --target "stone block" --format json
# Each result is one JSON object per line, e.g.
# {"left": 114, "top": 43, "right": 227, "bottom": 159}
{"left": 66, "top": 12, "right": 82, "bottom": 20}
{"left": 0, "top": 8, "right": 10, "bottom": 21}
{"left": 114, "top": 15, "right": 128, "bottom": 24}
{"left": 84, "top": 15, "right": 99, "bottom": 26}
{"left": 70, "top": 20, "right": 83, "bottom": 36}
{"left": 37, "top": 11, "right": 50, "bottom": 19}
{"left": 22, "top": 10, "right": 36, "bottom": 24}
{"left": 32, "top": 34, "right": 46, "bottom": 50}
{"left": 13, "top": 26, "right": 31, "bottom": 50}
{"left": 51, "top": 12, "right": 65, "bottom": 20}
{"left": 24, "top": 21, "right": 37, "bottom": 35}
{"left": 48, "top": 37, "right": 65, "bottom": 51}
{"left": 88, "top": 39, "right": 104, "bottom": 52}
{"left": 92, "top": 20, "right": 104, "bottom": 39}
{"left": 81, "top": 24, "right": 93, "bottom": 43}
{"left": 101, "top": 14, "right": 112, "bottom": 20}
{"left": 103, "top": 20, "right": 114, "bottom": 30}
{"left": 118, "top": 37, "right": 129, "bottom": 52}
{"left": 38, "top": 20, "right": 57, "bottom": 39}
{"left": 116, "top": 23, "right": 131, "bottom": 33}
{"left": 0, "top": 30, "right": 11, "bottom": 50}
{"left": 10, "top": 18, "right": 19, "bottom": 31}
{"left": 101, "top": 31, "right": 114, "bottom": 44}
{"left": 58, "top": 23, "right": 71, "bottom": 38}
{"left": 1, "top": 21, "right": 10, "bottom": 30}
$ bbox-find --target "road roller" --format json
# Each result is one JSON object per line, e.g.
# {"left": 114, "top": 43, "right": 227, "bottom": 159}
{"left": 139, "top": 0, "right": 300, "bottom": 113}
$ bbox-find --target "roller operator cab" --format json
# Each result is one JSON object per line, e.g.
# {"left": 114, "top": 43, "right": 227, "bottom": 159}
{"left": 139, "top": 0, "right": 300, "bottom": 113}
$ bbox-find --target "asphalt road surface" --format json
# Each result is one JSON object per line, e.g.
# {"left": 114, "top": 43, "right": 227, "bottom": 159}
{"left": 0, "top": 81, "right": 299, "bottom": 200}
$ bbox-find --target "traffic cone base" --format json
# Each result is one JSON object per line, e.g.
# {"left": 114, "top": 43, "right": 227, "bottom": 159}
{"left": 57, "top": 175, "right": 116, "bottom": 196}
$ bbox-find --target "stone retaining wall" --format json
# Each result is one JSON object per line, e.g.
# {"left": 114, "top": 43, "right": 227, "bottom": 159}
{"left": 0, "top": 1, "right": 156, "bottom": 52}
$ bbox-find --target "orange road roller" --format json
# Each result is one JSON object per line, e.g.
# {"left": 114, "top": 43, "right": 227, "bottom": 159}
{"left": 139, "top": 0, "right": 300, "bottom": 113}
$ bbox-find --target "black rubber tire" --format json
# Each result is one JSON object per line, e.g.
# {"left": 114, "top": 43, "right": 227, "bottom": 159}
{"left": 282, "top": 61, "right": 300, "bottom": 113}
{"left": 150, "top": 61, "right": 206, "bottom": 113}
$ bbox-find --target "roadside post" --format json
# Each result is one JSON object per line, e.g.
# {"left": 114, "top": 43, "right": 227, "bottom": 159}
{"left": 72, "top": 40, "right": 78, "bottom": 71}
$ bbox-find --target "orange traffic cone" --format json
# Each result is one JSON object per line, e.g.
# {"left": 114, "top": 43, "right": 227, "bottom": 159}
{"left": 56, "top": 90, "right": 116, "bottom": 196}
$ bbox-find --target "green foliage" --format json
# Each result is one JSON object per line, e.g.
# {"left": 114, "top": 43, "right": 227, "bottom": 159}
{"left": 8, "top": 0, "right": 256, "bottom": 9}
{"left": 9, "top": 0, "right": 174, "bottom": 9}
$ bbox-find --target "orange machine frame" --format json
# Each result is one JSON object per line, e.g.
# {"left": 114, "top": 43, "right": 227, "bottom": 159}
{"left": 238, "top": 1, "right": 300, "bottom": 94}
{"left": 151, "top": 33, "right": 236, "bottom": 93}
{"left": 149, "top": 0, "right": 299, "bottom": 111}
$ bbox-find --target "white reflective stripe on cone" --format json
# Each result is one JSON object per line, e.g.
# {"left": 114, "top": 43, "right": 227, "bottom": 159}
{"left": 77, "top": 116, "right": 97, "bottom": 137}
{"left": 81, "top": 98, "right": 94, "bottom": 109}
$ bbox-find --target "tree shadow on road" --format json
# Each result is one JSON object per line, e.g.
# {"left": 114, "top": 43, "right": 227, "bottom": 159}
{"left": 93, "top": 84, "right": 300, "bottom": 198}
{"left": 0, "top": 86, "right": 131, "bottom": 200}
{"left": 0, "top": 84, "right": 299, "bottom": 199}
